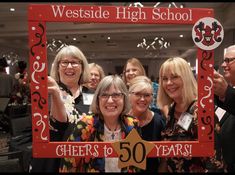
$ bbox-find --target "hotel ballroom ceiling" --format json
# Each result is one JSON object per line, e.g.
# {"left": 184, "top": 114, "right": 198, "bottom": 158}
{"left": 0, "top": 2, "right": 235, "bottom": 65}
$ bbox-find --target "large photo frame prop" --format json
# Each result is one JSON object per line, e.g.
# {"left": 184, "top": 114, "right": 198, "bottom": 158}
{"left": 29, "top": 4, "right": 214, "bottom": 159}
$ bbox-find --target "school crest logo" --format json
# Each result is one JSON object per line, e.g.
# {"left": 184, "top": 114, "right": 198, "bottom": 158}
{"left": 192, "top": 17, "right": 224, "bottom": 50}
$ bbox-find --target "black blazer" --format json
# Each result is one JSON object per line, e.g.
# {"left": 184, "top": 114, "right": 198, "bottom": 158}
{"left": 215, "top": 85, "right": 235, "bottom": 165}
{"left": 215, "top": 85, "right": 235, "bottom": 116}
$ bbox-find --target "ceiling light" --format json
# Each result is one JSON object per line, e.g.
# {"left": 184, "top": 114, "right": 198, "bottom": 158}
{"left": 128, "top": 2, "right": 144, "bottom": 7}
{"left": 10, "top": 8, "right": 15, "bottom": 12}
{"left": 1, "top": 51, "right": 20, "bottom": 66}
{"left": 179, "top": 34, "right": 184, "bottom": 38}
{"left": 47, "top": 39, "right": 67, "bottom": 53}
{"left": 153, "top": 2, "right": 184, "bottom": 8}
{"left": 137, "top": 37, "right": 170, "bottom": 50}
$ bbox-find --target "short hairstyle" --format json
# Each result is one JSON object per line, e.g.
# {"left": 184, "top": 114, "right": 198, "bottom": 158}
{"left": 224, "top": 44, "right": 235, "bottom": 57}
{"left": 90, "top": 75, "right": 130, "bottom": 119}
{"left": 88, "top": 63, "right": 105, "bottom": 80}
{"left": 128, "top": 76, "right": 153, "bottom": 93}
{"left": 50, "top": 45, "right": 89, "bottom": 84}
{"left": 157, "top": 57, "right": 197, "bottom": 109}
{"left": 122, "top": 58, "right": 146, "bottom": 84}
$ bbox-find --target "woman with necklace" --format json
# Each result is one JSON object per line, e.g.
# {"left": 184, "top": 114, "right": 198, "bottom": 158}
{"left": 30, "top": 45, "right": 90, "bottom": 172}
{"left": 59, "top": 75, "right": 140, "bottom": 172}
{"left": 157, "top": 57, "right": 224, "bottom": 172}
{"left": 157, "top": 57, "right": 202, "bottom": 172}
{"left": 128, "top": 76, "right": 166, "bottom": 173}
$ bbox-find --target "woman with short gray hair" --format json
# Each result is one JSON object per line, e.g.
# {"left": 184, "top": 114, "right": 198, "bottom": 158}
{"left": 60, "top": 75, "right": 140, "bottom": 172}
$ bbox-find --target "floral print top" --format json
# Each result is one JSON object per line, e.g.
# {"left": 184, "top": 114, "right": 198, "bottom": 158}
{"left": 59, "top": 114, "right": 141, "bottom": 173}
{"left": 161, "top": 101, "right": 225, "bottom": 173}
{"left": 49, "top": 83, "right": 83, "bottom": 141}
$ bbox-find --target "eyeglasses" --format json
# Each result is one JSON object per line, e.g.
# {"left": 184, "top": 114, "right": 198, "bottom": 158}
{"left": 130, "top": 92, "right": 152, "bottom": 99}
{"left": 59, "top": 60, "right": 82, "bottom": 68}
{"left": 223, "top": 57, "right": 235, "bottom": 64}
{"left": 90, "top": 73, "right": 100, "bottom": 78}
{"left": 99, "top": 92, "right": 124, "bottom": 100}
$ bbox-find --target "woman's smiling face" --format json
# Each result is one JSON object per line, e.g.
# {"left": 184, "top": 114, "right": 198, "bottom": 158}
{"left": 162, "top": 71, "right": 183, "bottom": 101}
{"left": 99, "top": 84, "right": 124, "bottom": 122}
{"left": 58, "top": 56, "right": 82, "bottom": 86}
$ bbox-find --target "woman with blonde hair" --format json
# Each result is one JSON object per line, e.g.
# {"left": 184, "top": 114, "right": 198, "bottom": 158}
{"left": 122, "top": 57, "right": 161, "bottom": 114}
{"left": 157, "top": 57, "right": 197, "bottom": 111}
{"left": 128, "top": 75, "right": 165, "bottom": 172}
{"left": 122, "top": 57, "right": 146, "bottom": 87}
{"left": 157, "top": 57, "right": 223, "bottom": 172}
{"left": 158, "top": 57, "right": 200, "bottom": 172}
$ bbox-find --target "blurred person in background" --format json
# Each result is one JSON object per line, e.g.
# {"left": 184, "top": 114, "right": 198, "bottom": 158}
{"left": 214, "top": 44, "right": 235, "bottom": 172}
{"left": 0, "top": 57, "right": 15, "bottom": 98}
{"left": 85, "top": 63, "right": 105, "bottom": 91}
{"left": 82, "top": 63, "right": 105, "bottom": 112}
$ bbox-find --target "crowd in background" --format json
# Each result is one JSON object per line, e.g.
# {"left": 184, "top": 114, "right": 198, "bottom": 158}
{"left": 1, "top": 43, "right": 235, "bottom": 173}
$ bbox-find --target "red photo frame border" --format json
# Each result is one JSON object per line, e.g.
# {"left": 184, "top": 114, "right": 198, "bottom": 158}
{"left": 28, "top": 4, "right": 214, "bottom": 158}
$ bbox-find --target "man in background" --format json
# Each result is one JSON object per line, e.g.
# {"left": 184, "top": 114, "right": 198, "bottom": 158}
{"left": 214, "top": 44, "right": 235, "bottom": 172}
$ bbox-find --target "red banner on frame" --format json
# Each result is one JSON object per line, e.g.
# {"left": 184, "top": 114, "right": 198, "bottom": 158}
{"left": 28, "top": 4, "right": 214, "bottom": 159}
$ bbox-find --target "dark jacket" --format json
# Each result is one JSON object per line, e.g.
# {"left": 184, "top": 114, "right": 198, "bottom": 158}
{"left": 215, "top": 85, "right": 235, "bottom": 166}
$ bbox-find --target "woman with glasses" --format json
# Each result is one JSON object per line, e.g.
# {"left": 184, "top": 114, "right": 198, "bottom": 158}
{"left": 122, "top": 57, "right": 161, "bottom": 115}
{"left": 84, "top": 63, "right": 105, "bottom": 91}
{"left": 214, "top": 44, "right": 235, "bottom": 116}
{"left": 157, "top": 57, "right": 223, "bottom": 172}
{"left": 82, "top": 63, "right": 105, "bottom": 113}
{"left": 60, "top": 75, "right": 140, "bottom": 172}
{"left": 128, "top": 76, "right": 166, "bottom": 172}
{"left": 214, "top": 44, "right": 235, "bottom": 172}
{"left": 30, "top": 45, "right": 90, "bottom": 172}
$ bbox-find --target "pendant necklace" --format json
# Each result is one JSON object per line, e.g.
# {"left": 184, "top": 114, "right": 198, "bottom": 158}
{"left": 104, "top": 124, "right": 120, "bottom": 140}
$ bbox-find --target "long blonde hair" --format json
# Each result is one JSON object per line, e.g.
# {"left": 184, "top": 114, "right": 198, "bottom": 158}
{"left": 157, "top": 57, "right": 197, "bottom": 109}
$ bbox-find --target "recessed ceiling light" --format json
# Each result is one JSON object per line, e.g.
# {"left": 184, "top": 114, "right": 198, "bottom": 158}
{"left": 107, "top": 37, "right": 111, "bottom": 40}
{"left": 10, "top": 8, "right": 15, "bottom": 12}
{"left": 179, "top": 34, "right": 184, "bottom": 38}
{"left": 73, "top": 37, "right": 76, "bottom": 41}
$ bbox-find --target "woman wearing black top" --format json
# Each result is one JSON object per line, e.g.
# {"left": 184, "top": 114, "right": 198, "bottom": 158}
{"left": 128, "top": 75, "right": 166, "bottom": 172}
{"left": 30, "top": 45, "right": 90, "bottom": 172}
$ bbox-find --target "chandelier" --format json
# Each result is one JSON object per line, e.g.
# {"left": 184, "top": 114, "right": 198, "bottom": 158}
{"left": 1, "top": 51, "right": 20, "bottom": 66}
{"left": 47, "top": 38, "right": 68, "bottom": 53}
{"left": 128, "top": 2, "right": 185, "bottom": 8}
{"left": 137, "top": 37, "right": 171, "bottom": 50}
